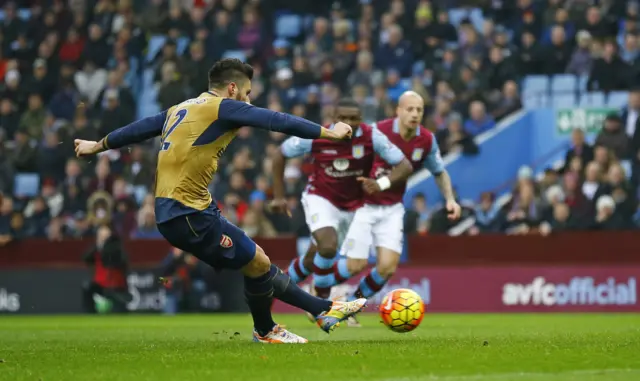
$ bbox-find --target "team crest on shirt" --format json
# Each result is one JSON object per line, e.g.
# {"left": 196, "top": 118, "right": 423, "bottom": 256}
{"left": 352, "top": 145, "right": 364, "bottom": 159}
{"left": 333, "top": 159, "right": 349, "bottom": 171}
{"left": 220, "top": 234, "right": 233, "bottom": 248}
{"left": 411, "top": 148, "right": 424, "bottom": 161}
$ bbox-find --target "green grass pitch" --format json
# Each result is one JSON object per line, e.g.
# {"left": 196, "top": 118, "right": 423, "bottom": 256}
{"left": 1, "top": 313, "right": 639, "bottom": 381}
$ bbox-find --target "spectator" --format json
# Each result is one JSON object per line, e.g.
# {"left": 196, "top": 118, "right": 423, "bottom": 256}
{"left": 0, "top": 197, "right": 15, "bottom": 247}
{"left": 595, "top": 114, "right": 629, "bottom": 159}
{"left": 376, "top": 24, "right": 413, "bottom": 77}
{"left": 563, "top": 128, "right": 594, "bottom": 173}
{"left": 472, "top": 192, "right": 502, "bottom": 233}
{"left": 157, "top": 62, "right": 186, "bottom": 111}
{"left": 516, "top": 31, "right": 542, "bottom": 76}
{"left": 492, "top": 80, "right": 522, "bottom": 121}
{"left": 581, "top": 161, "right": 605, "bottom": 202}
{"left": 436, "top": 113, "right": 478, "bottom": 157}
{"left": 75, "top": 60, "right": 108, "bottom": 106}
{"left": 464, "top": 101, "right": 495, "bottom": 137}
{"left": 594, "top": 195, "right": 629, "bottom": 230}
{"left": 131, "top": 206, "right": 162, "bottom": 239}
{"left": 0, "top": 98, "right": 19, "bottom": 139}
{"left": 588, "top": 40, "right": 630, "bottom": 91}
{"left": 543, "top": 26, "right": 573, "bottom": 75}
{"left": 566, "top": 30, "right": 594, "bottom": 76}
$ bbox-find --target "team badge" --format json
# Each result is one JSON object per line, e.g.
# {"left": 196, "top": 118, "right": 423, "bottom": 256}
{"left": 352, "top": 145, "right": 364, "bottom": 159}
{"left": 333, "top": 159, "right": 349, "bottom": 171}
{"left": 411, "top": 148, "right": 424, "bottom": 161}
{"left": 220, "top": 234, "right": 233, "bottom": 248}
{"left": 311, "top": 214, "right": 319, "bottom": 223}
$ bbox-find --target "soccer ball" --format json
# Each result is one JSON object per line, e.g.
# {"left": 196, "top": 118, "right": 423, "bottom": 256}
{"left": 379, "top": 288, "right": 425, "bottom": 333}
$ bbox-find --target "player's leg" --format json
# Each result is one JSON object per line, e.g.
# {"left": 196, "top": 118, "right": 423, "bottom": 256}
{"left": 286, "top": 241, "right": 316, "bottom": 284}
{"left": 298, "top": 193, "right": 343, "bottom": 299}
{"left": 351, "top": 204, "right": 405, "bottom": 300}
{"left": 324, "top": 205, "right": 377, "bottom": 290}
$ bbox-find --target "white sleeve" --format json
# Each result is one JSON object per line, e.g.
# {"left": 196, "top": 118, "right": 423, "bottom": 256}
{"left": 372, "top": 128, "right": 405, "bottom": 165}
{"left": 280, "top": 136, "right": 313, "bottom": 158}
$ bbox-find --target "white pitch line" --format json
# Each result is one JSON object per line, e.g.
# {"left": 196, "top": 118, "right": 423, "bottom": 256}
{"left": 378, "top": 368, "right": 640, "bottom": 381}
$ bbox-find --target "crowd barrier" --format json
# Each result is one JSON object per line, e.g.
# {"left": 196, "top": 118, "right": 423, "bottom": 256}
{"left": 1, "top": 232, "right": 639, "bottom": 313}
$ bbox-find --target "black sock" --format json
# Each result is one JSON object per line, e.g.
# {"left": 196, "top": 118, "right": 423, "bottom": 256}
{"left": 270, "top": 265, "right": 333, "bottom": 317}
{"left": 244, "top": 266, "right": 277, "bottom": 336}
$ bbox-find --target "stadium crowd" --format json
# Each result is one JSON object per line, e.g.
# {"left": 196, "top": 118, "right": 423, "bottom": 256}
{"left": 0, "top": 0, "right": 639, "bottom": 245}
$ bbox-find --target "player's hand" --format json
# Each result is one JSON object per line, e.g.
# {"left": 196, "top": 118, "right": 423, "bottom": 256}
{"left": 357, "top": 177, "right": 381, "bottom": 195}
{"left": 322, "top": 122, "right": 353, "bottom": 141}
{"left": 446, "top": 199, "right": 462, "bottom": 221}
{"left": 267, "top": 199, "right": 291, "bottom": 217}
{"left": 74, "top": 139, "right": 103, "bottom": 157}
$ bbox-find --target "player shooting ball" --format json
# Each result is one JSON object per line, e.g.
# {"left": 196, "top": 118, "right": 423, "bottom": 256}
{"left": 270, "top": 98, "right": 414, "bottom": 308}
{"left": 74, "top": 58, "right": 370, "bottom": 344}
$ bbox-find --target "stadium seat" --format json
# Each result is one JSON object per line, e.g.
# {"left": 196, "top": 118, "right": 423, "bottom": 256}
{"left": 469, "top": 8, "right": 484, "bottom": 32}
{"left": 522, "top": 75, "right": 549, "bottom": 95}
{"left": 176, "top": 37, "right": 191, "bottom": 56}
{"left": 142, "top": 69, "right": 155, "bottom": 88}
{"left": 18, "top": 9, "right": 31, "bottom": 20}
{"left": 551, "top": 75, "right": 577, "bottom": 93}
{"left": 577, "top": 75, "right": 589, "bottom": 91}
{"left": 607, "top": 91, "right": 628, "bottom": 108}
{"left": 552, "top": 93, "right": 577, "bottom": 108}
{"left": 13, "top": 173, "right": 40, "bottom": 198}
{"left": 579, "top": 92, "right": 606, "bottom": 107}
{"left": 448, "top": 8, "right": 468, "bottom": 27}
{"left": 146, "top": 35, "right": 167, "bottom": 63}
{"left": 222, "top": 50, "right": 247, "bottom": 61}
{"left": 523, "top": 94, "right": 548, "bottom": 109}
{"left": 276, "top": 14, "right": 302, "bottom": 38}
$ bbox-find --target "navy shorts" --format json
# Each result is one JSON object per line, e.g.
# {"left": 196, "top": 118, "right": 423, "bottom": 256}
{"left": 157, "top": 211, "right": 257, "bottom": 270}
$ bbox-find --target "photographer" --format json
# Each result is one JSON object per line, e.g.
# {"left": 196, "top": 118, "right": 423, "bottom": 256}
{"left": 159, "top": 248, "right": 207, "bottom": 315}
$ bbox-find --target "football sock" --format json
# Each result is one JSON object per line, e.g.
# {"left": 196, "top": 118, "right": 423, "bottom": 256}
{"left": 352, "top": 267, "right": 388, "bottom": 300}
{"left": 270, "top": 264, "right": 333, "bottom": 317}
{"left": 332, "top": 258, "right": 353, "bottom": 285}
{"left": 313, "top": 254, "right": 336, "bottom": 299}
{"left": 287, "top": 256, "right": 311, "bottom": 284}
{"left": 244, "top": 266, "right": 277, "bottom": 336}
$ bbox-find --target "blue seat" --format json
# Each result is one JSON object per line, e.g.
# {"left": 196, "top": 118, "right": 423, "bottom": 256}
{"left": 176, "top": 37, "right": 190, "bottom": 55}
{"left": 13, "top": 173, "right": 40, "bottom": 198}
{"left": 579, "top": 92, "right": 606, "bottom": 107}
{"left": 448, "top": 9, "right": 467, "bottom": 27}
{"left": 146, "top": 35, "right": 167, "bottom": 63}
{"left": 552, "top": 93, "right": 577, "bottom": 108}
{"left": 607, "top": 91, "right": 628, "bottom": 108}
{"left": 578, "top": 75, "right": 589, "bottom": 91}
{"left": 18, "top": 9, "right": 31, "bottom": 20}
{"left": 223, "top": 50, "right": 247, "bottom": 61}
{"left": 523, "top": 93, "right": 548, "bottom": 109}
{"left": 522, "top": 75, "right": 549, "bottom": 95}
{"left": 468, "top": 8, "right": 484, "bottom": 32}
{"left": 551, "top": 75, "right": 577, "bottom": 93}
{"left": 276, "top": 14, "right": 302, "bottom": 38}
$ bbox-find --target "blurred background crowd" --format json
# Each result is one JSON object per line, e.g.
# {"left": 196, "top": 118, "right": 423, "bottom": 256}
{"left": 0, "top": 0, "right": 639, "bottom": 247}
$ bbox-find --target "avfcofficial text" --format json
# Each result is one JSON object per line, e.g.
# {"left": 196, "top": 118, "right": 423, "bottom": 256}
{"left": 502, "top": 277, "right": 637, "bottom": 306}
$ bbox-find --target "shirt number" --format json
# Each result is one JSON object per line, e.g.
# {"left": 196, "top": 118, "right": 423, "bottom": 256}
{"left": 161, "top": 109, "right": 188, "bottom": 151}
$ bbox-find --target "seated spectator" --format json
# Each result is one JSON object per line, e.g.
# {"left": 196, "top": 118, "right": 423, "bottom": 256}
{"left": 539, "top": 202, "right": 577, "bottom": 235}
{"left": 594, "top": 195, "right": 632, "bottom": 230}
{"left": 505, "top": 182, "right": 543, "bottom": 234}
{"left": 464, "top": 101, "right": 495, "bottom": 137}
{"left": 563, "top": 171, "right": 594, "bottom": 226}
{"left": 491, "top": 80, "right": 522, "bottom": 121}
{"left": 0, "top": 197, "right": 15, "bottom": 247}
{"left": 375, "top": 24, "right": 413, "bottom": 77}
{"left": 595, "top": 113, "right": 629, "bottom": 159}
{"left": 566, "top": 30, "right": 594, "bottom": 76}
{"left": 582, "top": 161, "right": 606, "bottom": 202}
{"left": 385, "top": 69, "right": 409, "bottom": 103}
{"left": 404, "top": 193, "right": 430, "bottom": 235}
{"left": 588, "top": 40, "right": 630, "bottom": 91}
{"left": 472, "top": 192, "right": 502, "bottom": 234}
{"left": 562, "top": 129, "right": 594, "bottom": 173}
{"left": 436, "top": 113, "right": 478, "bottom": 157}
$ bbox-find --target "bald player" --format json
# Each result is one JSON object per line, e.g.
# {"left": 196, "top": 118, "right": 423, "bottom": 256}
{"left": 325, "top": 91, "right": 461, "bottom": 323}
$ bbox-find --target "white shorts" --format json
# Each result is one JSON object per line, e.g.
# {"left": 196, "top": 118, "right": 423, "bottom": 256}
{"left": 300, "top": 193, "right": 354, "bottom": 246}
{"left": 341, "top": 203, "right": 405, "bottom": 260}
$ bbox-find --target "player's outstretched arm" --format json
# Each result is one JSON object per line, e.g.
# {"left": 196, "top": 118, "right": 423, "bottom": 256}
{"left": 74, "top": 111, "right": 168, "bottom": 156}
{"left": 358, "top": 128, "right": 413, "bottom": 194}
{"left": 219, "top": 99, "right": 352, "bottom": 140}
{"left": 424, "top": 138, "right": 461, "bottom": 220}
{"left": 268, "top": 137, "right": 312, "bottom": 215}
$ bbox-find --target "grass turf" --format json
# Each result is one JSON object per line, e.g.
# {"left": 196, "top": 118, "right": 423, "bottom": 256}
{"left": 1, "top": 313, "right": 639, "bottom": 381}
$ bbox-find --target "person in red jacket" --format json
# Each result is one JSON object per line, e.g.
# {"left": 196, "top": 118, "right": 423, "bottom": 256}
{"left": 82, "top": 224, "right": 131, "bottom": 313}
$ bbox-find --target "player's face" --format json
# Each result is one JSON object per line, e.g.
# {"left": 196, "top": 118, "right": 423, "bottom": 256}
{"left": 335, "top": 106, "right": 362, "bottom": 127}
{"left": 397, "top": 98, "right": 424, "bottom": 129}
{"left": 228, "top": 81, "right": 252, "bottom": 102}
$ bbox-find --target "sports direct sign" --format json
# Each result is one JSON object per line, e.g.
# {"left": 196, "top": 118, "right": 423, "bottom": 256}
{"left": 272, "top": 266, "right": 639, "bottom": 313}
